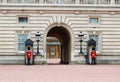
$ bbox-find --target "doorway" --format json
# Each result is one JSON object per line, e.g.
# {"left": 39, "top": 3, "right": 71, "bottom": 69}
{"left": 47, "top": 37, "right": 61, "bottom": 64}
{"left": 47, "top": 26, "right": 71, "bottom": 64}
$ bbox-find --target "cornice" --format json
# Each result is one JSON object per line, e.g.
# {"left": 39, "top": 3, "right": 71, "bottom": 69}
{"left": 0, "top": 4, "right": 120, "bottom": 11}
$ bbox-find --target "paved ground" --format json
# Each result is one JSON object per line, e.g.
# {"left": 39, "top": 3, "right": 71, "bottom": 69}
{"left": 0, "top": 59, "right": 120, "bottom": 82}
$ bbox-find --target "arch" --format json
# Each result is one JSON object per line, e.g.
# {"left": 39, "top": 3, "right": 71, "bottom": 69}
{"left": 43, "top": 23, "right": 74, "bottom": 64}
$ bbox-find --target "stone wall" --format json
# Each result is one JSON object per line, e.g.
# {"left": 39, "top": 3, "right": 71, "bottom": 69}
{"left": 0, "top": 5, "right": 120, "bottom": 64}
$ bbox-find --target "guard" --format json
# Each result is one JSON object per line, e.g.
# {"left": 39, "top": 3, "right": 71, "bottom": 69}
{"left": 26, "top": 47, "right": 32, "bottom": 65}
{"left": 90, "top": 47, "right": 96, "bottom": 65}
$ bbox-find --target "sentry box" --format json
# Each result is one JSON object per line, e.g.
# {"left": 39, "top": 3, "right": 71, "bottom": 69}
{"left": 25, "top": 39, "right": 34, "bottom": 65}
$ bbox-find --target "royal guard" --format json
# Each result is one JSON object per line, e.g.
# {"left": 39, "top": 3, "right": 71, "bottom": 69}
{"left": 90, "top": 47, "right": 96, "bottom": 65}
{"left": 26, "top": 47, "right": 32, "bottom": 65}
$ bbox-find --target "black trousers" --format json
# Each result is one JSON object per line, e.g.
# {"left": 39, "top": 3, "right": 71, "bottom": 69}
{"left": 91, "top": 58, "right": 96, "bottom": 65}
{"left": 27, "top": 58, "right": 31, "bottom": 65}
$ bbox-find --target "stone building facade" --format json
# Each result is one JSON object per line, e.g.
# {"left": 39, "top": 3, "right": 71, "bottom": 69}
{"left": 0, "top": 0, "right": 120, "bottom": 64}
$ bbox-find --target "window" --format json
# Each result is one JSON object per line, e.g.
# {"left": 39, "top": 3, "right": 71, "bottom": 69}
{"left": 54, "top": 0, "right": 58, "bottom": 4}
{"left": 96, "top": 0, "right": 100, "bottom": 4}
{"left": 31, "top": 0, "right": 39, "bottom": 3}
{"left": 61, "top": 0, "right": 64, "bottom": 4}
{"left": 72, "top": 0, "right": 75, "bottom": 4}
{"left": 18, "top": 0, "right": 22, "bottom": 3}
{"left": 24, "top": 0, "right": 28, "bottom": 3}
{"left": 18, "top": 0, "right": 28, "bottom": 3}
{"left": 89, "top": 35, "right": 99, "bottom": 51}
{"left": 7, "top": 0, "right": 17, "bottom": 3}
{"left": 24, "top": 0, "right": 29, "bottom": 3}
{"left": 90, "top": 18, "right": 99, "bottom": 24}
{"left": 18, "top": 17, "right": 28, "bottom": 24}
{"left": 88, "top": 0, "right": 94, "bottom": 4}
{"left": 18, "top": 34, "right": 28, "bottom": 51}
{"left": 44, "top": 0, "right": 47, "bottom": 3}
{"left": 50, "top": 47, "right": 55, "bottom": 55}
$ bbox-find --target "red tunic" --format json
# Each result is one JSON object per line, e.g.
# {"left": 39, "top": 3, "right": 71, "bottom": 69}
{"left": 26, "top": 50, "right": 32, "bottom": 58}
{"left": 91, "top": 51, "right": 96, "bottom": 58}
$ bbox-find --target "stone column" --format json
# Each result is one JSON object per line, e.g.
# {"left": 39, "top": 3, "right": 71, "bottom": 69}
{"left": 37, "top": 0, "right": 40, "bottom": 3}
{"left": 3, "top": 0, "right": 7, "bottom": 3}
{"left": 94, "top": 0, "right": 96, "bottom": 4}
{"left": 58, "top": 0, "right": 61, "bottom": 4}
{"left": 111, "top": 0, "right": 115, "bottom": 5}
{"left": 75, "top": 0, "right": 80, "bottom": 4}
{"left": 40, "top": 0, "right": 44, "bottom": 4}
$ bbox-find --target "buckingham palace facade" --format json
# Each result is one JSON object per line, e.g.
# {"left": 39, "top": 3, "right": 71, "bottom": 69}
{"left": 0, "top": 0, "right": 120, "bottom": 64}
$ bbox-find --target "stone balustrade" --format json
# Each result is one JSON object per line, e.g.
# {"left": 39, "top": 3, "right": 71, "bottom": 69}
{"left": 0, "top": 0, "right": 119, "bottom": 5}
